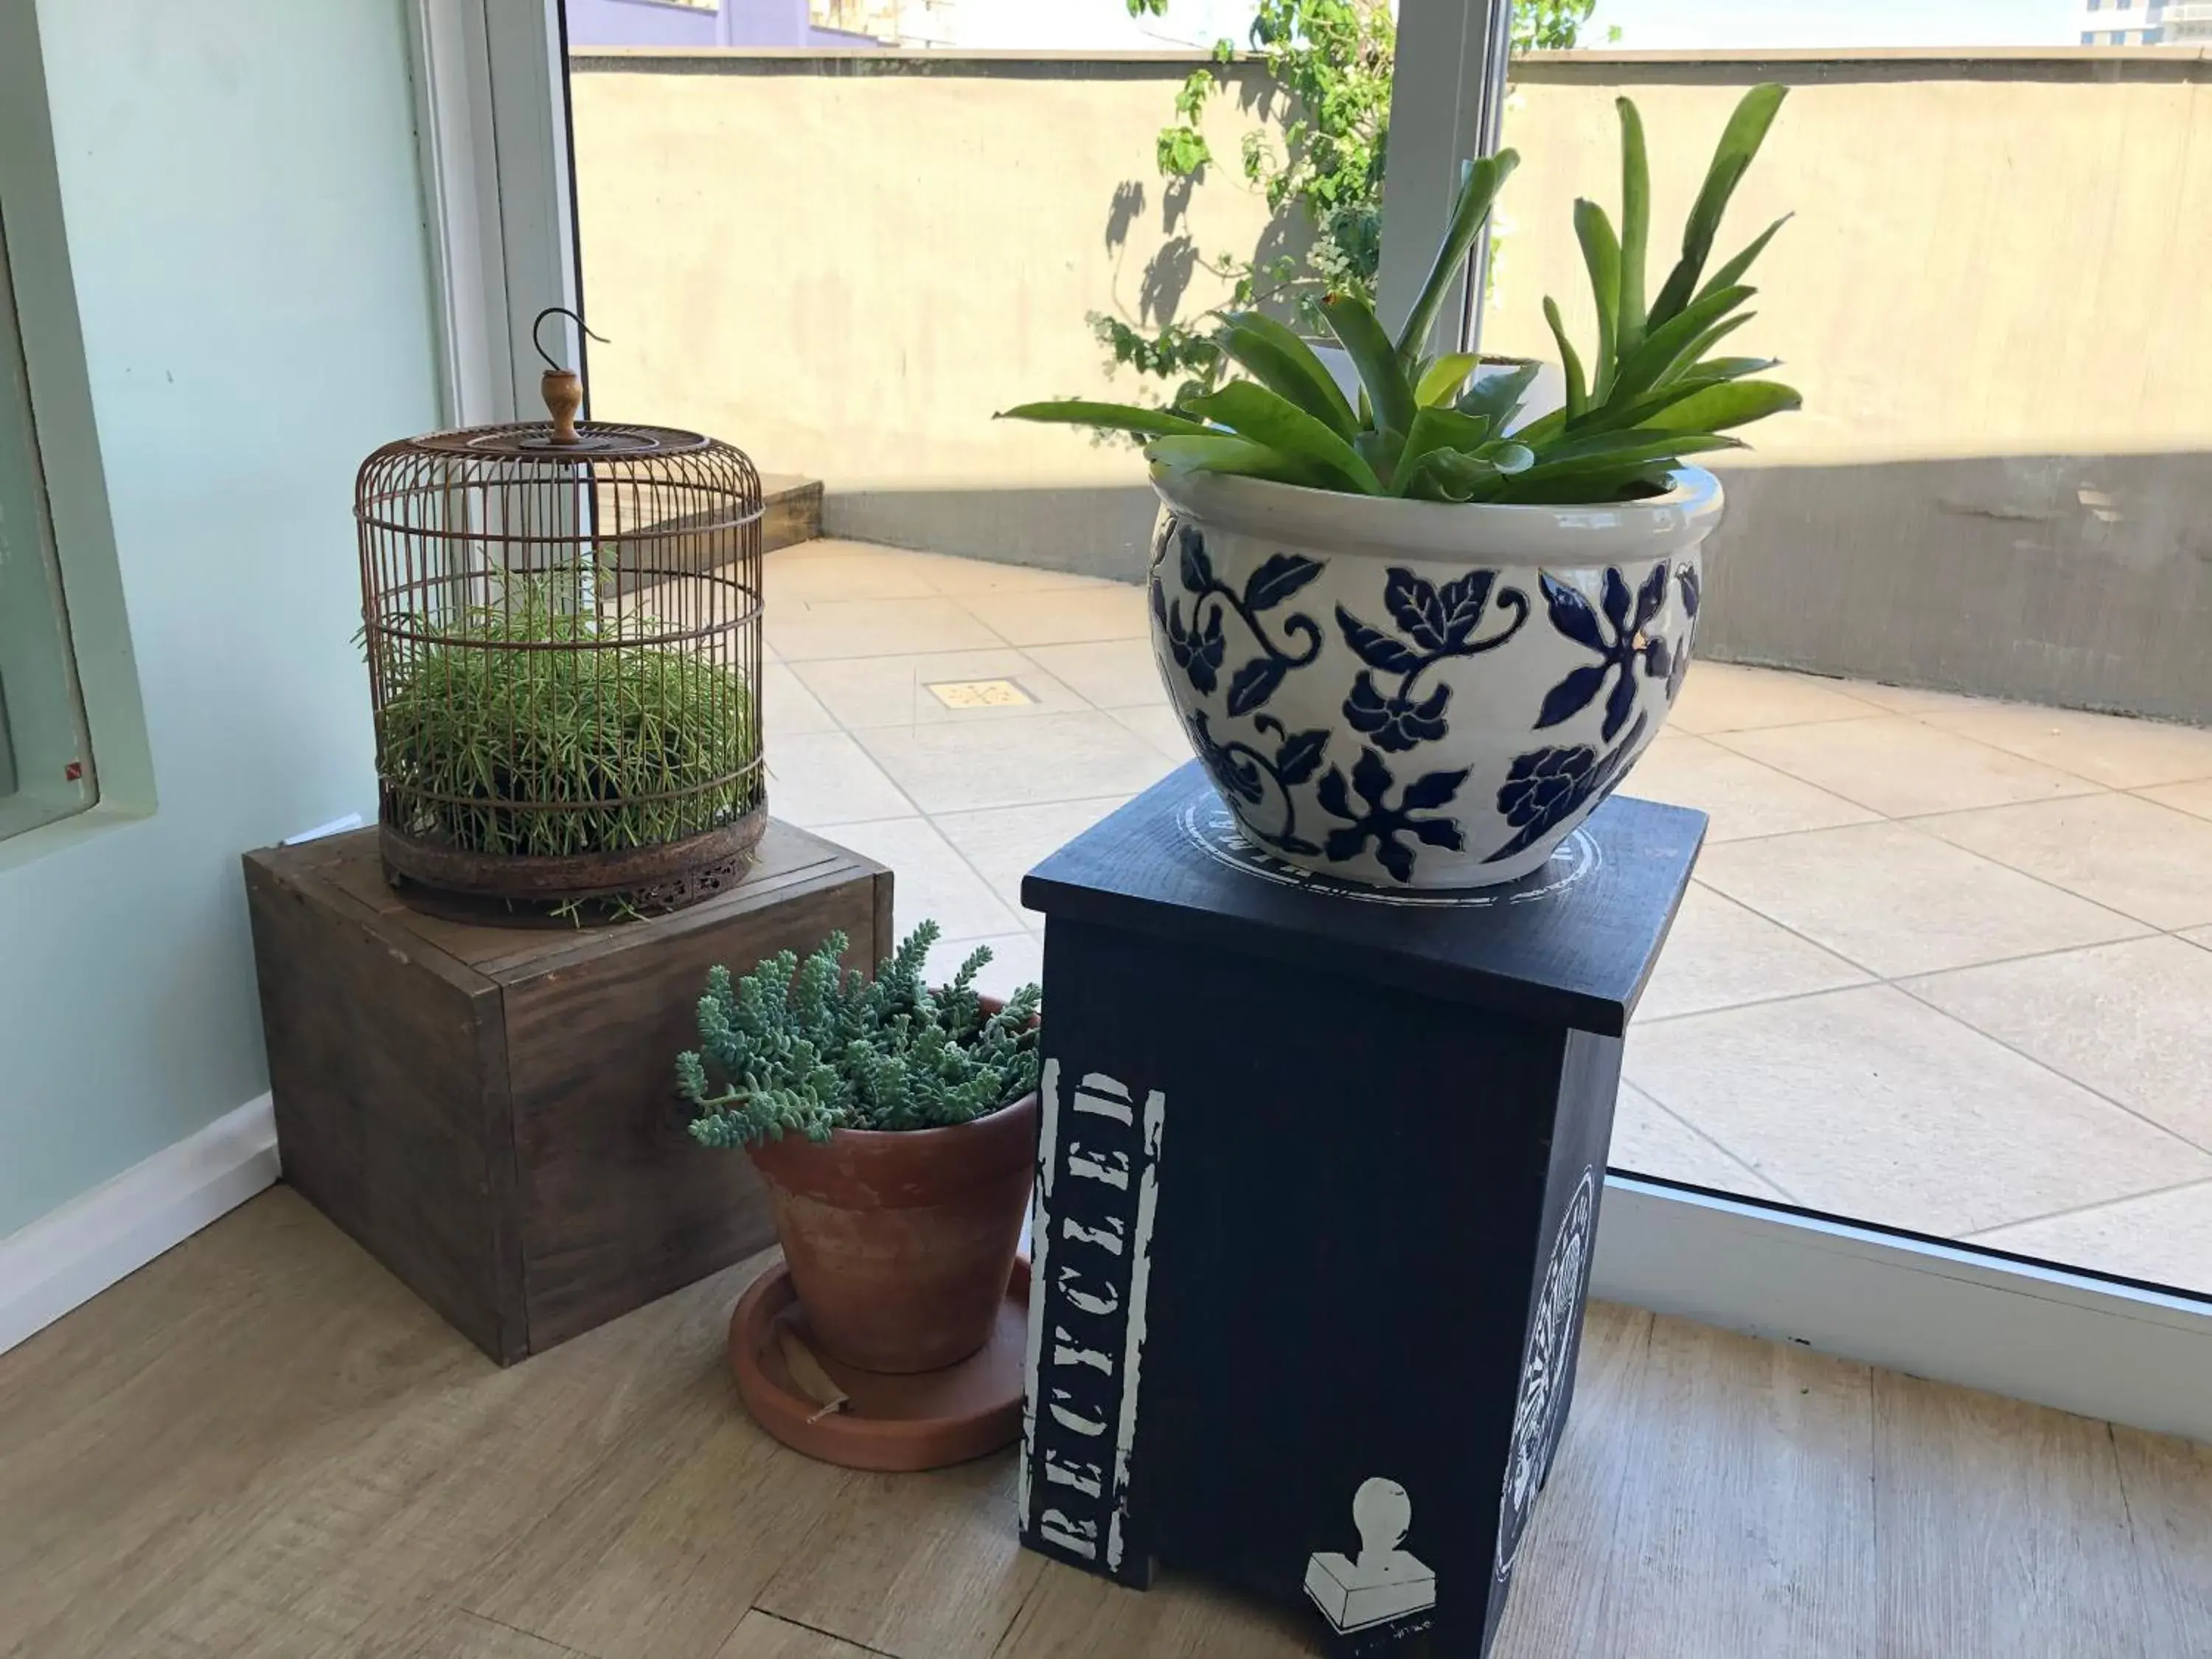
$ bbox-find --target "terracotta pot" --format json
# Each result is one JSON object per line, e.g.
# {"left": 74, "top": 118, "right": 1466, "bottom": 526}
{"left": 745, "top": 1085, "right": 1037, "bottom": 1375}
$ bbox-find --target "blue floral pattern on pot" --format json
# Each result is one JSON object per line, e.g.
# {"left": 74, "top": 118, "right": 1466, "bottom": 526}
{"left": 1150, "top": 519, "right": 1323, "bottom": 715}
{"left": 1147, "top": 469, "right": 1724, "bottom": 888}
{"left": 1488, "top": 713, "right": 1649, "bottom": 865}
{"left": 1668, "top": 565, "right": 1701, "bottom": 702}
{"left": 1533, "top": 567, "right": 1672, "bottom": 742}
{"left": 1336, "top": 568, "right": 1529, "bottom": 753}
{"left": 1315, "top": 748, "right": 1470, "bottom": 884}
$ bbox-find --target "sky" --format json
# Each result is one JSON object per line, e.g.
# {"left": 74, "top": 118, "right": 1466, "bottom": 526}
{"left": 1585, "top": 0, "right": 2081, "bottom": 49}
{"left": 939, "top": 0, "right": 2088, "bottom": 51}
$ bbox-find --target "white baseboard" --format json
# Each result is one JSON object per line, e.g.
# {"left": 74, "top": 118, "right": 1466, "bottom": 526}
{"left": 1595, "top": 1174, "right": 2212, "bottom": 1444}
{"left": 0, "top": 1094, "right": 279, "bottom": 1357}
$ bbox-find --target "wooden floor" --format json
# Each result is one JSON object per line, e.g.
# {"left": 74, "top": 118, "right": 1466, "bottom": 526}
{"left": 5, "top": 1192, "right": 2212, "bottom": 1659}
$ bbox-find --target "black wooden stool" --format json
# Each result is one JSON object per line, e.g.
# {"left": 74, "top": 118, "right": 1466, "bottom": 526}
{"left": 1016, "top": 762, "right": 1703, "bottom": 1658}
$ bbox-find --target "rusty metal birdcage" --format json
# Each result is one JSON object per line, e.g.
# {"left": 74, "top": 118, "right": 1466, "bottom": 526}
{"left": 354, "top": 313, "right": 765, "bottom": 914}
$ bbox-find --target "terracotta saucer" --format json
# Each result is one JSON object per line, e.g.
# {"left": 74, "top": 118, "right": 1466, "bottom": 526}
{"left": 727, "top": 1256, "right": 1029, "bottom": 1472}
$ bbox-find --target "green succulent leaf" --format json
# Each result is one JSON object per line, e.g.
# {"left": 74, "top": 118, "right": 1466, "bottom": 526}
{"left": 1697, "top": 213, "right": 1792, "bottom": 303}
{"left": 1636, "top": 378, "right": 1802, "bottom": 434}
{"left": 1391, "top": 405, "right": 1503, "bottom": 495}
{"left": 1146, "top": 432, "right": 1329, "bottom": 488}
{"left": 1217, "top": 310, "right": 1359, "bottom": 438}
{"left": 1616, "top": 97, "right": 1651, "bottom": 356}
{"left": 1415, "top": 351, "right": 1484, "bottom": 408}
{"left": 1573, "top": 199, "right": 1623, "bottom": 400}
{"left": 1457, "top": 361, "right": 1541, "bottom": 426}
{"left": 995, "top": 400, "right": 1212, "bottom": 437}
{"left": 1647, "top": 83, "right": 1788, "bottom": 330}
{"left": 1395, "top": 149, "right": 1521, "bottom": 363}
{"left": 1492, "top": 431, "right": 1745, "bottom": 504}
{"left": 1585, "top": 360, "right": 1778, "bottom": 433}
{"left": 1184, "top": 381, "right": 1385, "bottom": 493}
{"left": 1323, "top": 293, "right": 1416, "bottom": 453}
{"left": 1656, "top": 313, "right": 1758, "bottom": 389}
{"left": 1397, "top": 449, "right": 1499, "bottom": 502}
{"left": 1543, "top": 296, "right": 1589, "bottom": 421}
{"left": 1605, "top": 283, "right": 1755, "bottom": 407}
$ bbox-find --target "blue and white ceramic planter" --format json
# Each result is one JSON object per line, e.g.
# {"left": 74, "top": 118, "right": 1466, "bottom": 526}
{"left": 1147, "top": 465, "right": 1723, "bottom": 889}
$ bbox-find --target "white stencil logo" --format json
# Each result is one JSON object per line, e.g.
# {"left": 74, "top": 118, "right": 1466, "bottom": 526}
{"left": 1304, "top": 1477, "right": 1438, "bottom": 1635}
{"left": 1495, "top": 1165, "right": 1595, "bottom": 1581}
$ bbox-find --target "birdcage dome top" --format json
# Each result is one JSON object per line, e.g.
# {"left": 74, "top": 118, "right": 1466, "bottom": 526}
{"left": 395, "top": 420, "right": 723, "bottom": 462}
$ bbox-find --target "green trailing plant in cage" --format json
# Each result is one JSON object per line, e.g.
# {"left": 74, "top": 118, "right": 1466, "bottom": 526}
{"left": 678, "top": 921, "right": 1043, "bottom": 1150}
{"left": 1001, "top": 83, "right": 1798, "bottom": 506}
{"left": 372, "top": 574, "right": 755, "bottom": 860}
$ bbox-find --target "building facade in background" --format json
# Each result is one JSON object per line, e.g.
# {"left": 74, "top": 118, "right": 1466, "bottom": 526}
{"left": 566, "top": 0, "right": 1253, "bottom": 50}
{"left": 563, "top": 0, "right": 883, "bottom": 50}
{"left": 2079, "top": 0, "right": 2212, "bottom": 43}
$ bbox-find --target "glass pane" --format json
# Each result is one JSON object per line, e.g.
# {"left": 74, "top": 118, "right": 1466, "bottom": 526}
{"left": 559, "top": 3, "right": 2212, "bottom": 1302}
{"left": 0, "top": 219, "right": 95, "bottom": 841}
{"left": 1490, "top": 14, "right": 2212, "bottom": 1296}
{"left": 557, "top": 0, "right": 1391, "bottom": 974}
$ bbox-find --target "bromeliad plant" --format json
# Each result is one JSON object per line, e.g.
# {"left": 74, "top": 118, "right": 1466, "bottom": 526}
{"left": 678, "top": 921, "right": 1043, "bottom": 1150}
{"left": 1001, "top": 83, "right": 1798, "bottom": 507}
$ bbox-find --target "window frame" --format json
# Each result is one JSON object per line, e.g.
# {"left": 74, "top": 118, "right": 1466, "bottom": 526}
{"left": 0, "top": 0, "right": 152, "bottom": 860}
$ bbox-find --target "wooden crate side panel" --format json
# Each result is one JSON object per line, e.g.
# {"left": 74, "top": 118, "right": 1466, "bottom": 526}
{"left": 503, "top": 872, "right": 883, "bottom": 1352}
{"left": 243, "top": 858, "right": 521, "bottom": 1362}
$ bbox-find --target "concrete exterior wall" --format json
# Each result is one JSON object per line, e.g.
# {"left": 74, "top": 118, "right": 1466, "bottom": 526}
{"left": 568, "top": 51, "right": 1294, "bottom": 577}
{"left": 570, "top": 49, "right": 2212, "bottom": 718}
{"left": 1488, "top": 51, "right": 2212, "bottom": 718}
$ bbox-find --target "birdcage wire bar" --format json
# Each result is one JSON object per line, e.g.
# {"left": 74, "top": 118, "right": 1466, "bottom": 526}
{"left": 355, "top": 420, "right": 765, "bottom": 913}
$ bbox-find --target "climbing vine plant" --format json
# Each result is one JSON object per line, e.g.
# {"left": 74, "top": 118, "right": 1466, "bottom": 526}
{"left": 1107, "top": 0, "right": 1601, "bottom": 406}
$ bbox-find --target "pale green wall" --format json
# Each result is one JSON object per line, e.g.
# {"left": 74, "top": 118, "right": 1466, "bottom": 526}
{"left": 0, "top": 0, "right": 442, "bottom": 1238}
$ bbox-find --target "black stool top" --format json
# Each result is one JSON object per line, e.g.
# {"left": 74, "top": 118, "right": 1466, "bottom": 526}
{"left": 1022, "top": 762, "right": 1705, "bottom": 1036}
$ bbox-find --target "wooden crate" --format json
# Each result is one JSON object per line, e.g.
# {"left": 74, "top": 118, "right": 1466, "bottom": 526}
{"left": 243, "top": 821, "right": 890, "bottom": 1364}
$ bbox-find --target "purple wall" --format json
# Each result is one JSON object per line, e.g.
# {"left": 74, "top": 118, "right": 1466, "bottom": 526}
{"left": 565, "top": 0, "right": 878, "bottom": 49}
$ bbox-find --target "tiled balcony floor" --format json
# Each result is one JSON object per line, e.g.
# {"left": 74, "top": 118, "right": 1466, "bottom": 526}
{"left": 766, "top": 538, "right": 2212, "bottom": 1295}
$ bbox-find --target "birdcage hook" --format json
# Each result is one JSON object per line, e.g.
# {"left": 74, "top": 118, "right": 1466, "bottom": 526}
{"left": 532, "top": 305, "right": 608, "bottom": 374}
{"left": 532, "top": 307, "right": 609, "bottom": 445}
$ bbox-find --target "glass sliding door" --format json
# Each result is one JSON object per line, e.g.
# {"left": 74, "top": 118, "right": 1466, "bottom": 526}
{"left": 445, "top": 0, "right": 2212, "bottom": 1433}
{"left": 1483, "top": 25, "right": 2212, "bottom": 1305}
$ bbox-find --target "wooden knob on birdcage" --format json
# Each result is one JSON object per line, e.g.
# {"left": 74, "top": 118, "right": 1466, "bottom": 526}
{"left": 542, "top": 367, "right": 584, "bottom": 445}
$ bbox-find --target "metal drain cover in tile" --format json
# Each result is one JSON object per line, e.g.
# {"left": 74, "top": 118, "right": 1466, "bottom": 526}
{"left": 926, "top": 678, "right": 1034, "bottom": 710}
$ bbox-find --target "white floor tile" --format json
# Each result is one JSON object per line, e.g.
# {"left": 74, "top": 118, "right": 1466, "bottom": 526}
{"left": 767, "top": 731, "right": 915, "bottom": 827}
{"left": 1913, "top": 700, "right": 2212, "bottom": 790}
{"left": 1105, "top": 704, "right": 1194, "bottom": 762}
{"left": 1966, "top": 1180, "right": 2212, "bottom": 1295}
{"left": 762, "top": 548, "right": 940, "bottom": 605}
{"left": 1915, "top": 792, "right": 2212, "bottom": 930}
{"left": 1635, "top": 883, "right": 1872, "bottom": 1022}
{"left": 761, "top": 661, "right": 837, "bottom": 737}
{"left": 765, "top": 596, "right": 1006, "bottom": 662}
{"left": 933, "top": 796, "right": 1134, "bottom": 915}
{"left": 807, "top": 815, "right": 1020, "bottom": 945}
{"left": 1621, "top": 736, "right": 1880, "bottom": 843}
{"left": 1667, "top": 662, "right": 1885, "bottom": 733}
{"left": 791, "top": 648, "right": 1089, "bottom": 730}
{"left": 1609, "top": 1082, "right": 1792, "bottom": 1201}
{"left": 1694, "top": 821, "right": 2147, "bottom": 978}
{"left": 1712, "top": 716, "right": 2101, "bottom": 818}
{"left": 1020, "top": 638, "right": 1165, "bottom": 709}
{"left": 1627, "top": 986, "right": 2212, "bottom": 1237}
{"left": 1903, "top": 936, "right": 2212, "bottom": 1151}
{"left": 853, "top": 711, "right": 1178, "bottom": 815}
{"left": 958, "top": 584, "right": 1150, "bottom": 647}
